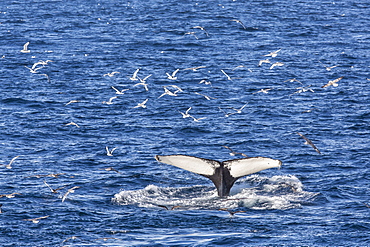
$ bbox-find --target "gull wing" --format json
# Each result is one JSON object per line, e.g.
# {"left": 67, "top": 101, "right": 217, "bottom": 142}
{"left": 155, "top": 155, "right": 219, "bottom": 176}
{"left": 223, "top": 157, "right": 282, "bottom": 179}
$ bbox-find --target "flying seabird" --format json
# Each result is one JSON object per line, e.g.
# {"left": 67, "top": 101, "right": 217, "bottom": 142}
{"left": 102, "top": 96, "right": 118, "bottom": 105}
{"left": 65, "top": 100, "right": 80, "bottom": 106}
{"left": 39, "top": 73, "right": 51, "bottom": 83}
{"left": 230, "top": 19, "right": 247, "bottom": 29}
{"left": 194, "top": 92, "right": 217, "bottom": 100}
{"left": 1, "top": 156, "right": 20, "bottom": 169}
{"left": 25, "top": 65, "right": 43, "bottom": 74}
{"left": 190, "top": 116, "right": 207, "bottom": 122}
{"left": 62, "top": 186, "right": 80, "bottom": 202}
{"left": 138, "top": 74, "right": 152, "bottom": 83}
{"left": 270, "top": 62, "right": 284, "bottom": 69}
{"left": 155, "top": 155, "right": 282, "bottom": 197}
{"left": 192, "top": 26, "right": 209, "bottom": 36}
{"left": 31, "top": 60, "right": 52, "bottom": 70}
{"left": 158, "top": 87, "right": 177, "bottom": 99}
{"left": 178, "top": 107, "right": 192, "bottom": 118}
{"left": 64, "top": 122, "right": 80, "bottom": 128}
{"left": 61, "top": 236, "right": 79, "bottom": 244}
{"left": 133, "top": 81, "right": 149, "bottom": 91}
{"left": 284, "top": 78, "right": 303, "bottom": 85}
{"left": 101, "top": 167, "right": 121, "bottom": 174}
{"left": 43, "top": 180, "right": 65, "bottom": 193}
{"left": 258, "top": 59, "right": 271, "bottom": 66}
{"left": 289, "top": 85, "right": 315, "bottom": 96}
{"left": 106, "top": 146, "right": 117, "bottom": 156}
{"left": 166, "top": 69, "right": 180, "bottom": 80}
{"left": 183, "top": 66, "right": 206, "bottom": 71}
{"left": 222, "top": 146, "right": 248, "bottom": 157}
{"left": 103, "top": 72, "right": 120, "bottom": 77}
{"left": 27, "top": 173, "right": 65, "bottom": 178}
{"left": 321, "top": 76, "right": 343, "bottom": 88}
{"left": 129, "top": 68, "right": 140, "bottom": 81}
{"left": 0, "top": 193, "right": 22, "bottom": 198}
{"left": 23, "top": 215, "right": 49, "bottom": 224}
{"left": 133, "top": 99, "right": 148, "bottom": 108}
{"left": 220, "top": 69, "right": 232, "bottom": 80}
{"left": 158, "top": 85, "right": 182, "bottom": 98}
{"left": 264, "top": 49, "right": 281, "bottom": 57}
{"left": 319, "top": 61, "right": 339, "bottom": 71}
{"left": 253, "top": 88, "right": 272, "bottom": 94}
{"left": 20, "top": 42, "right": 30, "bottom": 53}
{"left": 184, "top": 31, "right": 199, "bottom": 39}
{"left": 218, "top": 107, "right": 236, "bottom": 117}
{"left": 297, "top": 132, "right": 321, "bottom": 154}
{"left": 111, "top": 86, "right": 129, "bottom": 95}
{"left": 231, "top": 103, "right": 248, "bottom": 114}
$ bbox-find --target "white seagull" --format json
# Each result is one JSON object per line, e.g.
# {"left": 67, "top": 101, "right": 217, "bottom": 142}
{"left": 194, "top": 92, "right": 217, "bottom": 100}
{"left": 321, "top": 76, "right": 343, "bottom": 88}
{"left": 133, "top": 99, "right": 148, "bottom": 108}
{"left": 231, "top": 103, "right": 248, "bottom": 113}
{"left": 218, "top": 107, "right": 236, "bottom": 117}
{"left": 183, "top": 66, "right": 206, "bottom": 71}
{"left": 133, "top": 81, "right": 149, "bottom": 91}
{"left": 111, "top": 86, "right": 129, "bottom": 95}
{"left": 103, "top": 72, "right": 120, "bottom": 77}
{"left": 138, "top": 74, "right": 152, "bottom": 83}
{"left": 25, "top": 65, "right": 43, "bottom": 74}
{"left": 106, "top": 146, "right": 117, "bottom": 156}
{"left": 230, "top": 19, "right": 247, "bottom": 29}
{"left": 158, "top": 85, "right": 182, "bottom": 99}
{"left": 129, "top": 68, "right": 140, "bottom": 81}
{"left": 220, "top": 69, "right": 232, "bottom": 80}
{"left": 166, "top": 69, "right": 180, "bottom": 80}
{"left": 23, "top": 216, "right": 49, "bottom": 224}
{"left": 179, "top": 107, "right": 192, "bottom": 118}
{"left": 290, "top": 85, "right": 315, "bottom": 96}
{"left": 62, "top": 186, "right": 80, "bottom": 203}
{"left": 253, "top": 88, "right": 273, "bottom": 94}
{"left": 43, "top": 181, "right": 65, "bottom": 193}
{"left": 102, "top": 96, "right": 117, "bottom": 105}
{"left": 258, "top": 59, "right": 271, "bottom": 66}
{"left": 65, "top": 100, "right": 80, "bottom": 106}
{"left": 184, "top": 31, "right": 199, "bottom": 40}
{"left": 20, "top": 42, "right": 30, "bottom": 53}
{"left": 199, "top": 79, "right": 212, "bottom": 86}
{"left": 1, "top": 156, "right": 20, "bottom": 169}
{"left": 270, "top": 62, "right": 284, "bottom": 69}
{"left": 319, "top": 61, "right": 339, "bottom": 71}
{"left": 192, "top": 26, "right": 209, "bottom": 36}
{"left": 264, "top": 49, "right": 281, "bottom": 57}
{"left": 31, "top": 60, "right": 52, "bottom": 70}
{"left": 64, "top": 122, "right": 80, "bottom": 128}
{"left": 190, "top": 116, "right": 207, "bottom": 122}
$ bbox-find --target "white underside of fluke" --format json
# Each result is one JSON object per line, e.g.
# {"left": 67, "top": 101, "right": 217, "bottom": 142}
{"left": 155, "top": 155, "right": 281, "bottom": 178}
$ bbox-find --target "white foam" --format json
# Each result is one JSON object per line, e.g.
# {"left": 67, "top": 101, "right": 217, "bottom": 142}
{"left": 112, "top": 175, "right": 319, "bottom": 210}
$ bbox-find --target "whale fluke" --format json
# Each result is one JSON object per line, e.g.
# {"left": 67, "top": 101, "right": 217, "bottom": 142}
{"left": 155, "top": 155, "right": 282, "bottom": 197}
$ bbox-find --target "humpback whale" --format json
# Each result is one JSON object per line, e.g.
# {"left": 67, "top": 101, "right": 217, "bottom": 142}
{"left": 155, "top": 155, "right": 282, "bottom": 197}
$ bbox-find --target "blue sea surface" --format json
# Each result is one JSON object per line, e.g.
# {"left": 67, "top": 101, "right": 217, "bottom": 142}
{"left": 1, "top": 0, "right": 370, "bottom": 246}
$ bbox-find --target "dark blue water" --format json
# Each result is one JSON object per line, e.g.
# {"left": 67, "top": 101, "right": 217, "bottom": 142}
{"left": 1, "top": 0, "right": 370, "bottom": 246}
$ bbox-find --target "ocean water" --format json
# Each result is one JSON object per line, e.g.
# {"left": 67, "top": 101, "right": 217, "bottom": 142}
{"left": 1, "top": 0, "right": 370, "bottom": 246}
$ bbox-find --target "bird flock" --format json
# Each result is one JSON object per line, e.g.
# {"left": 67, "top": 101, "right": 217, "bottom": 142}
{"left": 2, "top": 10, "right": 368, "bottom": 245}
